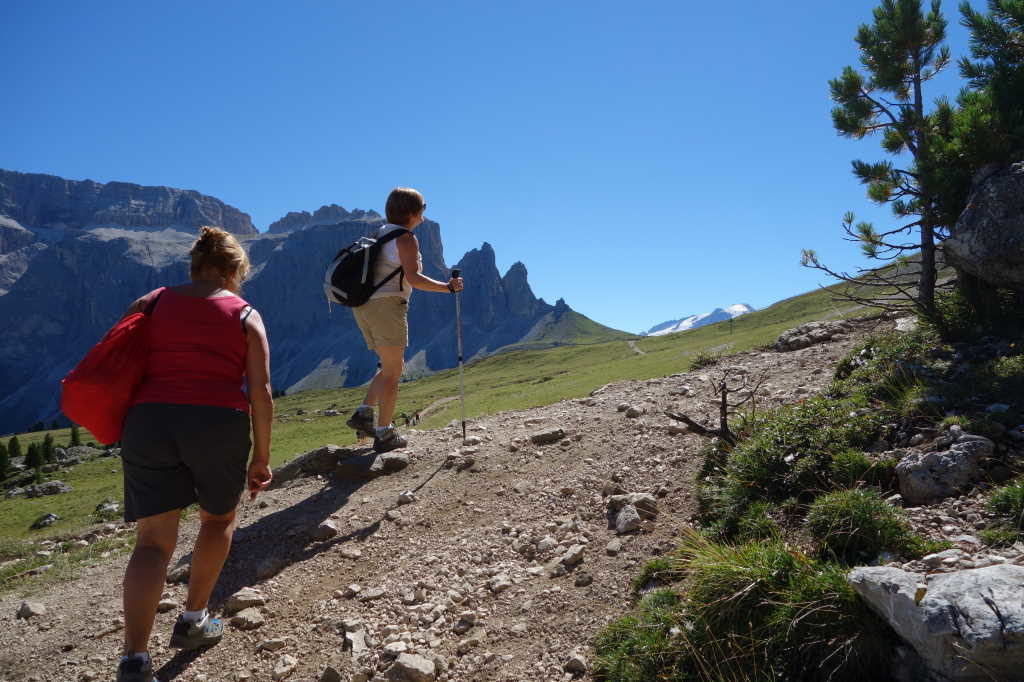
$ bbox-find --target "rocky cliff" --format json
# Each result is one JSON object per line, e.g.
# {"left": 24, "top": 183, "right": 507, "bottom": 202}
{"left": 0, "top": 169, "right": 257, "bottom": 235}
{"left": 0, "top": 174, "right": 623, "bottom": 433}
{"left": 266, "top": 204, "right": 380, "bottom": 234}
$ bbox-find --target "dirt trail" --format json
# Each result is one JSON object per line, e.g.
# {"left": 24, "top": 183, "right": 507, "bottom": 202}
{"left": 0, "top": 322, "right": 873, "bottom": 682}
{"left": 418, "top": 397, "right": 458, "bottom": 421}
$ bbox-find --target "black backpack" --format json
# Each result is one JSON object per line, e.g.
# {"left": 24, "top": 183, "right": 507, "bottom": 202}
{"left": 323, "top": 227, "right": 410, "bottom": 308}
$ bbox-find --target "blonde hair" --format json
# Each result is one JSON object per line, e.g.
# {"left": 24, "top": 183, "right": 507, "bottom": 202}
{"left": 385, "top": 187, "right": 425, "bottom": 226}
{"left": 189, "top": 226, "right": 250, "bottom": 293}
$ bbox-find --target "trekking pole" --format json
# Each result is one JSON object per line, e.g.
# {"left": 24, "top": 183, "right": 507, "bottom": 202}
{"left": 452, "top": 268, "right": 467, "bottom": 442}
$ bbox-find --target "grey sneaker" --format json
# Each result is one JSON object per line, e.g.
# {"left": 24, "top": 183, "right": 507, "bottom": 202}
{"left": 117, "top": 656, "right": 157, "bottom": 682}
{"left": 346, "top": 406, "right": 375, "bottom": 438}
{"left": 373, "top": 426, "right": 408, "bottom": 453}
{"left": 169, "top": 614, "right": 223, "bottom": 650}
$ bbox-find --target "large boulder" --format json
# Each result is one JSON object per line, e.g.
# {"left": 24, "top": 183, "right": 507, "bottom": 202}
{"left": 849, "top": 564, "right": 1024, "bottom": 681}
{"left": 895, "top": 434, "right": 994, "bottom": 505}
{"left": 773, "top": 320, "right": 850, "bottom": 352}
{"left": 24, "top": 480, "right": 71, "bottom": 498}
{"left": 945, "top": 162, "right": 1024, "bottom": 290}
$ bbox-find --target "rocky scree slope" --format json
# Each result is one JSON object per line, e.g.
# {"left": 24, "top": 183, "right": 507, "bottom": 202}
{"left": 0, "top": 320, "right": 865, "bottom": 682}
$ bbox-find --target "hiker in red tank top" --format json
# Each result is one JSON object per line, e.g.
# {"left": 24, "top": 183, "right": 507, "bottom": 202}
{"left": 133, "top": 288, "right": 251, "bottom": 411}
{"left": 115, "top": 227, "right": 275, "bottom": 682}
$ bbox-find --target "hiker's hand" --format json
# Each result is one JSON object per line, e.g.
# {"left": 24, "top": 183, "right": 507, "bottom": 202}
{"left": 447, "top": 277, "right": 464, "bottom": 293}
{"left": 247, "top": 460, "right": 272, "bottom": 500}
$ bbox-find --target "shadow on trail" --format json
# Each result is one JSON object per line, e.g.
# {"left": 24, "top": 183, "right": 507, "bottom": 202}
{"left": 155, "top": 446, "right": 452, "bottom": 678}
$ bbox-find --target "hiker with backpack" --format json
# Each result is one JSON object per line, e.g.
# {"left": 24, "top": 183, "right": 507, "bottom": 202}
{"left": 329, "top": 187, "right": 462, "bottom": 452}
{"left": 115, "top": 227, "right": 274, "bottom": 682}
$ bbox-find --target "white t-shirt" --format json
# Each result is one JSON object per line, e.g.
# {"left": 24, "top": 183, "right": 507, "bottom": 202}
{"left": 370, "top": 224, "right": 420, "bottom": 301}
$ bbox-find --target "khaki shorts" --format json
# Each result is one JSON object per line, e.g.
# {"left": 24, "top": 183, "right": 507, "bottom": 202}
{"left": 353, "top": 296, "right": 409, "bottom": 349}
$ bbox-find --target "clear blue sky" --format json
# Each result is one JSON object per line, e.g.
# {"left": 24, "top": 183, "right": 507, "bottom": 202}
{"left": 2, "top": 1, "right": 977, "bottom": 333}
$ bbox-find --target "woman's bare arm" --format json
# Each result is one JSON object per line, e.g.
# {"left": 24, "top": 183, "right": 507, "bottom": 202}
{"left": 396, "top": 233, "right": 463, "bottom": 293}
{"left": 244, "top": 309, "right": 274, "bottom": 497}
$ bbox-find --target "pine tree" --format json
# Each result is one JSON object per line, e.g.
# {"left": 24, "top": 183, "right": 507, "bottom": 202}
{"left": 804, "top": 0, "right": 951, "bottom": 321}
{"left": 50, "top": 420, "right": 59, "bottom": 430}
{"left": 0, "top": 441, "right": 8, "bottom": 478}
{"left": 70, "top": 424, "right": 82, "bottom": 447}
{"left": 25, "top": 442, "right": 43, "bottom": 469}
{"left": 8, "top": 436, "right": 22, "bottom": 462}
{"left": 42, "top": 434, "right": 55, "bottom": 463}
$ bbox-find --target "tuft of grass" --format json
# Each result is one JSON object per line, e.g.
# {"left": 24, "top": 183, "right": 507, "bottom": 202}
{"left": 736, "top": 502, "right": 781, "bottom": 541}
{"left": 980, "top": 527, "right": 1020, "bottom": 547}
{"left": 987, "top": 478, "right": 1024, "bottom": 531}
{"left": 595, "top": 529, "right": 897, "bottom": 682}
{"left": 829, "top": 450, "right": 898, "bottom": 490}
{"left": 806, "top": 489, "right": 917, "bottom": 564}
{"left": 630, "top": 557, "right": 679, "bottom": 596}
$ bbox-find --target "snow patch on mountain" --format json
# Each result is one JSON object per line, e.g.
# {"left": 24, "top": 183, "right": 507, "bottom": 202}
{"left": 643, "top": 304, "right": 755, "bottom": 336}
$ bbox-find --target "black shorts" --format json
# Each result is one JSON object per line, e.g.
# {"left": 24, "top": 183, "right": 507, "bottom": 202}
{"left": 121, "top": 403, "right": 251, "bottom": 521}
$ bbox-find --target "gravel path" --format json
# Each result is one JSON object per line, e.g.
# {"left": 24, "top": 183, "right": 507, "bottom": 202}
{"left": 0, "top": 324, "right": 871, "bottom": 682}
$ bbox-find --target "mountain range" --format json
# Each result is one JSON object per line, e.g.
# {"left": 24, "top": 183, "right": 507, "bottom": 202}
{"left": 643, "top": 304, "right": 755, "bottom": 336}
{"left": 0, "top": 169, "right": 628, "bottom": 434}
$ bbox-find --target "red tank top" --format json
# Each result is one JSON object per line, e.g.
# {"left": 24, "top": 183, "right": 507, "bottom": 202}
{"left": 132, "top": 287, "right": 252, "bottom": 412}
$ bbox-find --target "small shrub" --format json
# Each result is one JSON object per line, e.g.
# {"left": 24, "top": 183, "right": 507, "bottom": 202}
{"left": 806, "top": 489, "right": 915, "bottom": 563}
{"left": 689, "top": 349, "right": 719, "bottom": 370}
{"left": 987, "top": 479, "right": 1024, "bottom": 530}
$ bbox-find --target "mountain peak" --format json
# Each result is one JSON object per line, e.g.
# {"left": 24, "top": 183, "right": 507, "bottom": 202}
{"left": 643, "top": 303, "right": 755, "bottom": 336}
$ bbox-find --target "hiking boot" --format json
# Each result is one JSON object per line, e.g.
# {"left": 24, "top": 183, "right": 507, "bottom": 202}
{"left": 373, "top": 426, "right": 408, "bottom": 453}
{"left": 346, "top": 406, "right": 375, "bottom": 439}
{"left": 117, "top": 656, "right": 157, "bottom": 682}
{"left": 169, "top": 614, "right": 224, "bottom": 650}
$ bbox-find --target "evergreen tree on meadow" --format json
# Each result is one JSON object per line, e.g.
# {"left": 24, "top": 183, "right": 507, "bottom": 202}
{"left": 804, "top": 0, "right": 951, "bottom": 321}
{"left": 70, "top": 424, "right": 82, "bottom": 447}
{"left": 42, "top": 433, "right": 55, "bottom": 463}
{"left": 25, "top": 442, "right": 43, "bottom": 470}
{"left": 0, "top": 441, "right": 8, "bottom": 478}
{"left": 8, "top": 436, "right": 22, "bottom": 462}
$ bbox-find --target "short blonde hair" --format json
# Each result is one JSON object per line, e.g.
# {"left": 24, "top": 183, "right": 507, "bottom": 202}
{"left": 189, "top": 226, "right": 251, "bottom": 293}
{"left": 385, "top": 187, "right": 425, "bottom": 226}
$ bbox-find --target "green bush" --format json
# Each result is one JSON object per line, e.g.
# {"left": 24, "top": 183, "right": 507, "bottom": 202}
{"left": 595, "top": 530, "right": 897, "bottom": 682}
{"left": 689, "top": 349, "right": 720, "bottom": 370}
{"left": 699, "top": 397, "right": 887, "bottom": 539}
{"left": 806, "top": 489, "right": 917, "bottom": 563}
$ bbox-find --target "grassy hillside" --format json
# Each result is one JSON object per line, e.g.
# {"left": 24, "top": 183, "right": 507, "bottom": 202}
{"left": 0, "top": 278, "right": 865, "bottom": 548}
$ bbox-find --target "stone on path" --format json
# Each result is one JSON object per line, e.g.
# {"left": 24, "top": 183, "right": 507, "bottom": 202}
{"left": 385, "top": 653, "right": 437, "bottom": 681}
{"left": 226, "top": 586, "right": 267, "bottom": 614}
{"left": 312, "top": 520, "right": 340, "bottom": 541}
{"left": 530, "top": 428, "right": 565, "bottom": 446}
{"left": 166, "top": 563, "right": 190, "bottom": 584}
{"left": 16, "top": 601, "right": 45, "bottom": 619}
{"left": 272, "top": 654, "right": 298, "bottom": 680}
{"left": 229, "top": 607, "right": 264, "bottom": 630}
{"left": 615, "top": 505, "right": 641, "bottom": 534}
{"left": 156, "top": 599, "right": 177, "bottom": 613}
{"left": 565, "top": 651, "right": 588, "bottom": 675}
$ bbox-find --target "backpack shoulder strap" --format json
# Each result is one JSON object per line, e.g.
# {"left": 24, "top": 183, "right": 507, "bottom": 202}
{"left": 376, "top": 227, "right": 410, "bottom": 246}
{"left": 143, "top": 287, "right": 166, "bottom": 316}
{"left": 240, "top": 304, "right": 254, "bottom": 335}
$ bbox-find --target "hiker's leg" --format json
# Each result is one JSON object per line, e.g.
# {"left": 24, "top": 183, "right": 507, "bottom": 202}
{"left": 362, "top": 366, "right": 386, "bottom": 408}
{"left": 123, "top": 509, "right": 180, "bottom": 653}
{"left": 185, "top": 507, "right": 237, "bottom": 611}
{"left": 374, "top": 345, "right": 405, "bottom": 428}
